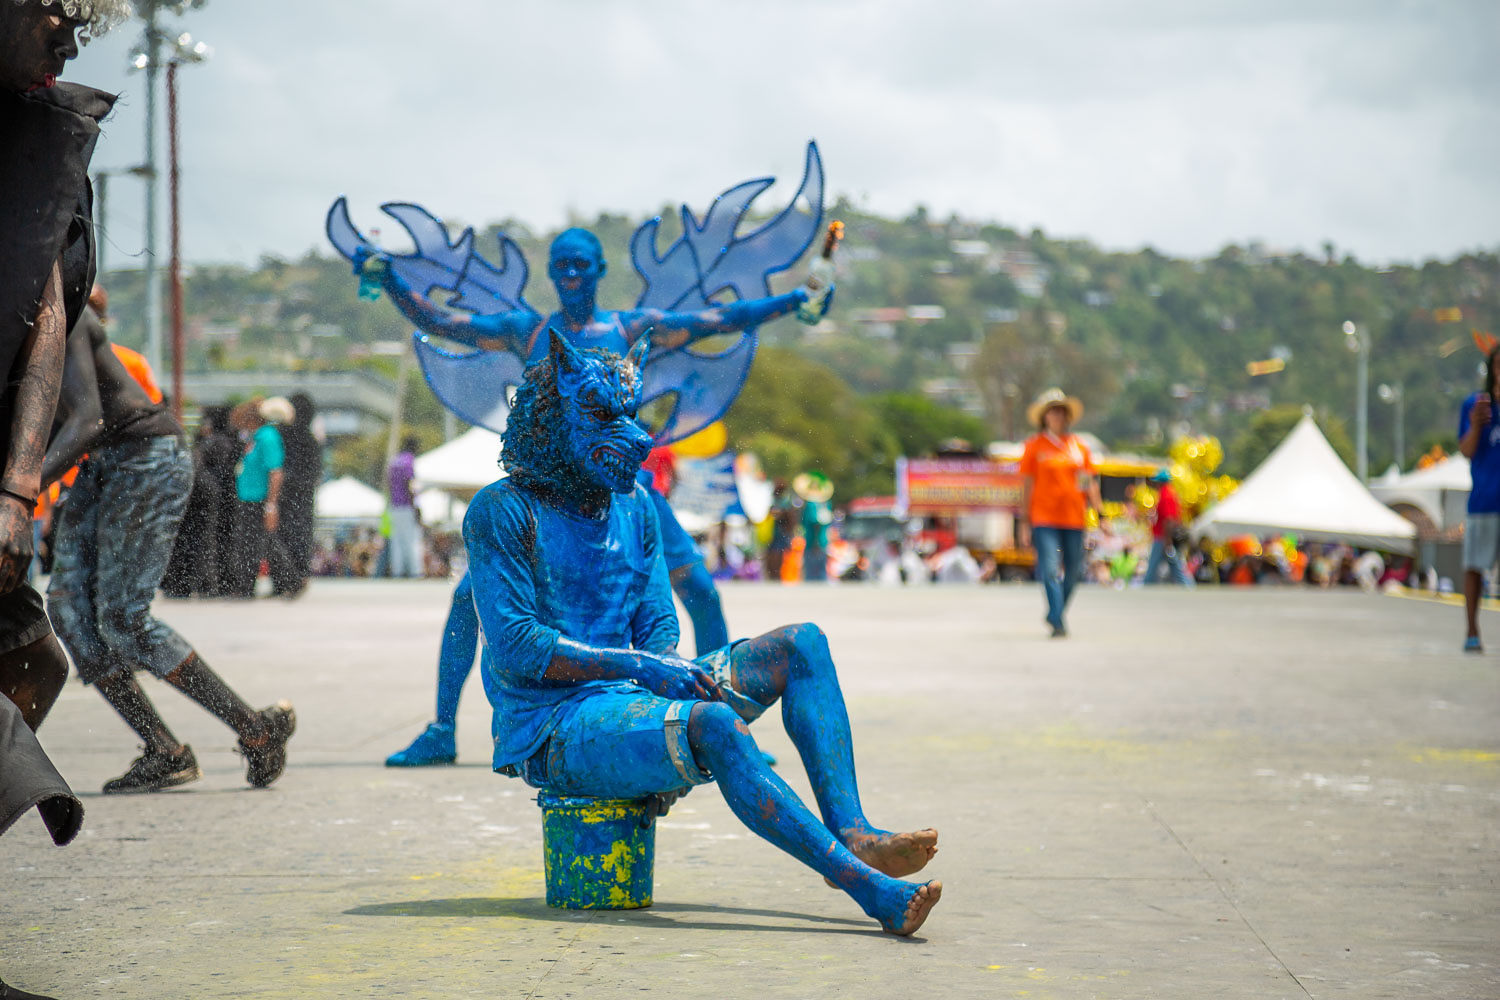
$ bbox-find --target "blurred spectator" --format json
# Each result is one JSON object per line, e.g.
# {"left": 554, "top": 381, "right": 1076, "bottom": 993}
{"left": 1143, "top": 470, "right": 1193, "bottom": 587}
{"left": 386, "top": 436, "right": 421, "bottom": 579}
{"left": 226, "top": 398, "right": 292, "bottom": 598}
{"left": 272, "top": 393, "right": 321, "bottom": 597}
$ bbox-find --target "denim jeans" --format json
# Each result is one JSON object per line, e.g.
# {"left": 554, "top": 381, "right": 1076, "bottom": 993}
{"left": 1033, "top": 526, "right": 1085, "bottom": 630}
{"left": 1144, "top": 538, "right": 1195, "bottom": 586}
{"left": 47, "top": 436, "right": 194, "bottom": 684}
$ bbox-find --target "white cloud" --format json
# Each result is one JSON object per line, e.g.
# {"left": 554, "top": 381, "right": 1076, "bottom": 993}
{"left": 71, "top": 0, "right": 1499, "bottom": 267}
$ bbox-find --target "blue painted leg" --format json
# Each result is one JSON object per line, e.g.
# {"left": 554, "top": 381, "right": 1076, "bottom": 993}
{"left": 435, "top": 572, "right": 481, "bottom": 727}
{"left": 728, "top": 625, "right": 937, "bottom": 876}
{"left": 671, "top": 561, "right": 729, "bottom": 656}
{"left": 386, "top": 574, "right": 477, "bottom": 767}
{"left": 687, "top": 702, "right": 940, "bottom": 935}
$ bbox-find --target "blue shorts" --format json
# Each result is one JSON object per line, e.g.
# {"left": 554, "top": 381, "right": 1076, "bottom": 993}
{"left": 522, "top": 642, "right": 773, "bottom": 797}
{"left": 1464, "top": 513, "right": 1500, "bottom": 571}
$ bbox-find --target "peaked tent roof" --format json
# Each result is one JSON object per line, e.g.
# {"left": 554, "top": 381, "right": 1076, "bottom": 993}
{"left": 1368, "top": 454, "right": 1470, "bottom": 531}
{"left": 315, "top": 476, "right": 385, "bottom": 520}
{"left": 1192, "top": 414, "right": 1416, "bottom": 553}
{"left": 413, "top": 427, "right": 506, "bottom": 497}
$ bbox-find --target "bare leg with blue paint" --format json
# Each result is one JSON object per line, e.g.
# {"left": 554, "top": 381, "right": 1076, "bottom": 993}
{"left": 726, "top": 623, "right": 939, "bottom": 878}
{"left": 386, "top": 573, "right": 478, "bottom": 766}
{"left": 687, "top": 701, "right": 941, "bottom": 936}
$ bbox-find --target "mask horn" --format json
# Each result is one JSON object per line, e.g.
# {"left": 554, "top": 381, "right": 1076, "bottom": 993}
{"left": 626, "top": 330, "right": 652, "bottom": 369}
{"left": 547, "top": 327, "right": 585, "bottom": 374}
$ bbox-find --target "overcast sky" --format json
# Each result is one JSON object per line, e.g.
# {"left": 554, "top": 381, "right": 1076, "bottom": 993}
{"left": 68, "top": 0, "right": 1497, "bottom": 270}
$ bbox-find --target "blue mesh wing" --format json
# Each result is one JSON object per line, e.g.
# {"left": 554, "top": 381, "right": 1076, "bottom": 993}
{"left": 412, "top": 332, "right": 522, "bottom": 434}
{"left": 629, "top": 142, "right": 824, "bottom": 444}
{"left": 326, "top": 198, "right": 533, "bottom": 316}
{"left": 329, "top": 198, "right": 536, "bottom": 433}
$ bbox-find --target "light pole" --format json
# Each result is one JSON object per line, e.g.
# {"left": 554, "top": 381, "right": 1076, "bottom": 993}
{"left": 1379, "top": 381, "right": 1405, "bottom": 472}
{"left": 166, "top": 33, "right": 211, "bottom": 423}
{"left": 127, "top": 0, "right": 207, "bottom": 379}
{"left": 91, "top": 165, "right": 152, "bottom": 281}
{"left": 1344, "top": 320, "right": 1368, "bottom": 482}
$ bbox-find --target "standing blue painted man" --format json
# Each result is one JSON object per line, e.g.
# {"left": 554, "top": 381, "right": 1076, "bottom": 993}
{"left": 464, "top": 334, "right": 941, "bottom": 936}
{"left": 374, "top": 225, "right": 828, "bottom": 766}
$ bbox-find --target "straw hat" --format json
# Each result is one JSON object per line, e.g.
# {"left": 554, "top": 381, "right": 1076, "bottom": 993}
{"left": 1026, "top": 388, "right": 1083, "bottom": 428}
{"left": 258, "top": 396, "right": 296, "bottom": 426}
{"left": 791, "top": 470, "right": 834, "bottom": 503}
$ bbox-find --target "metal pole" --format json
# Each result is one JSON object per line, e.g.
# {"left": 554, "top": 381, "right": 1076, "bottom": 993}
{"left": 142, "top": 2, "right": 163, "bottom": 376}
{"left": 94, "top": 171, "right": 108, "bottom": 280}
{"left": 1394, "top": 384, "right": 1405, "bottom": 472}
{"left": 1356, "top": 336, "right": 1368, "bottom": 482}
{"left": 167, "top": 60, "right": 184, "bottom": 424}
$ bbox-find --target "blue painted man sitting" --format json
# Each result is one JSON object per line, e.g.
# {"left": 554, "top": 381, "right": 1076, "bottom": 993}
{"left": 464, "top": 332, "right": 941, "bottom": 936}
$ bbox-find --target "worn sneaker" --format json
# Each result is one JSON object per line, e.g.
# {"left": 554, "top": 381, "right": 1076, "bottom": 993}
{"left": 385, "top": 722, "right": 457, "bottom": 767}
{"left": 240, "top": 701, "right": 296, "bottom": 788}
{"left": 102, "top": 745, "right": 201, "bottom": 794}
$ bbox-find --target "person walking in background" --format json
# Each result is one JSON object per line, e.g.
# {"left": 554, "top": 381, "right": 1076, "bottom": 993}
{"left": 162, "top": 405, "right": 236, "bottom": 598}
{"left": 227, "top": 397, "right": 292, "bottom": 599}
{"left": 1018, "top": 388, "right": 1100, "bottom": 638}
{"left": 43, "top": 302, "right": 295, "bottom": 794}
{"left": 272, "top": 393, "right": 321, "bottom": 598}
{"left": 795, "top": 471, "right": 834, "bottom": 583}
{"left": 386, "top": 435, "right": 421, "bottom": 579}
{"left": 765, "top": 480, "right": 797, "bottom": 582}
{"left": 1458, "top": 345, "right": 1500, "bottom": 652}
{"left": 1143, "top": 469, "right": 1194, "bottom": 586}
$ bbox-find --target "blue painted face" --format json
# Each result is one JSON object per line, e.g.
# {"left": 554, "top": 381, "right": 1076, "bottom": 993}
{"left": 548, "top": 228, "right": 606, "bottom": 317}
{"left": 553, "top": 334, "right": 653, "bottom": 495}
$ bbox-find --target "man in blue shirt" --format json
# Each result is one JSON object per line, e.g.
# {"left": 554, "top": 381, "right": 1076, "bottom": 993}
{"left": 464, "top": 334, "right": 940, "bottom": 936}
{"left": 228, "top": 398, "right": 290, "bottom": 599}
{"left": 1458, "top": 347, "right": 1500, "bottom": 651}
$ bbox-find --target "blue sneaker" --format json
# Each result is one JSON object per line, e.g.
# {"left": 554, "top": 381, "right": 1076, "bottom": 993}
{"left": 1464, "top": 636, "right": 1483, "bottom": 654}
{"left": 385, "top": 722, "right": 457, "bottom": 766}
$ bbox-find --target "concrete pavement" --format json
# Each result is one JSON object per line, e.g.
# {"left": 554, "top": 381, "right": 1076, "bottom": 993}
{"left": 2, "top": 579, "right": 1497, "bottom": 999}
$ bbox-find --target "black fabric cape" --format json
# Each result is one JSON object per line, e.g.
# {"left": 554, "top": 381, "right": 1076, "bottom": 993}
{"left": 0, "top": 81, "right": 116, "bottom": 453}
{"left": 0, "top": 696, "right": 82, "bottom": 844}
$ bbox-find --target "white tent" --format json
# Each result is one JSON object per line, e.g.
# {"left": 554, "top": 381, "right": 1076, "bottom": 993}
{"left": 315, "top": 476, "right": 385, "bottom": 520}
{"left": 416, "top": 488, "right": 468, "bottom": 529}
{"left": 1369, "top": 456, "right": 1470, "bottom": 533}
{"left": 413, "top": 427, "right": 505, "bottom": 497}
{"left": 1192, "top": 414, "right": 1417, "bottom": 553}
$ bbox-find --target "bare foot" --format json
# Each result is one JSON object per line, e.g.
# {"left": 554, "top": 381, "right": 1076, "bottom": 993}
{"left": 848, "top": 828, "right": 939, "bottom": 877}
{"left": 826, "top": 827, "right": 939, "bottom": 887}
{"left": 881, "top": 880, "right": 942, "bottom": 937}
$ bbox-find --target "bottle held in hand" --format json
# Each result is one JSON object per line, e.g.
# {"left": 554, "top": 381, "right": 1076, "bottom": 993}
{"left": 798, "top": 220, "right": 843, "bottom": 324}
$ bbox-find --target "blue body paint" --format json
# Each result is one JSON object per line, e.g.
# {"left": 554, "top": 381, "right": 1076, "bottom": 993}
{"left": 463, "top": 340, "right": 940, "bottom": 934}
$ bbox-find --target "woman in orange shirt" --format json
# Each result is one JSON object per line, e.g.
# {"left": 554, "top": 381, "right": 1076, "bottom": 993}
{"left": 1018, "top": 389, "right": 1101, "bottom": 638}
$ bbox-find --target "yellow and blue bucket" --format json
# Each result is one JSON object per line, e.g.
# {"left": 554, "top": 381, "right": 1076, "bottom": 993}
{"left": 537, "top": 794, "right": 656, "bottom": 909}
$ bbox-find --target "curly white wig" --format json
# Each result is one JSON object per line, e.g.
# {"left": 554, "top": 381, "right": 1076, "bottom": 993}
{"left": 10, "top": 0, "right": 134, "bottom": 40}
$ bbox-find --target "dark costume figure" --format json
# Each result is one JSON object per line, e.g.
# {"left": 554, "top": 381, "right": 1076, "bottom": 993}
{"left": 161, "top": 404, "right": 236, "bottom": 597}
{"left": 339, "top": 149, "right": 833, "bottom": 766}
{"left": 272, "top": 392, "right": 321, "bottom": 597}
{"left": 465, "top": 335, "right": 941, "bottom": 936}
{"left": 0, "top": 5, "right": 128, "bottom": 997}
{"left": 44, "top": 309, "right": 296, "bottom": 793}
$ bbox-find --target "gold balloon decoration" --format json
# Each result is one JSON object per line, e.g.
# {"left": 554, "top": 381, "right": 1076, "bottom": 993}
{"left": 1161, "top": 434, "right": 1238, "bottom": 518}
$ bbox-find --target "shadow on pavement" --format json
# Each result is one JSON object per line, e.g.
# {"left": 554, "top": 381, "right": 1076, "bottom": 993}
{"left": 345, "top": 896, "right": 881, "bottom": 935}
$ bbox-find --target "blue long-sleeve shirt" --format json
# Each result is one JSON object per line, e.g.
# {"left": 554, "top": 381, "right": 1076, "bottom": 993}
{"left": 463, "top": 478, "right": 680, "bottom": 771}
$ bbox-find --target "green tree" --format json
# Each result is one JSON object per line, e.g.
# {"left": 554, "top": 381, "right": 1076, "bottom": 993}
{"left": 867, "top": 393, "right": 991, "bottom": 457}
{"left": 725, "top": 347, "right": 898, "bottom": 499}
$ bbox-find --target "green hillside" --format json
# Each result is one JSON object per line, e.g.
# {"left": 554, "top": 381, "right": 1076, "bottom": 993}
{"left": 96, "top": 203, "right": 1498, "bottom": 494}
